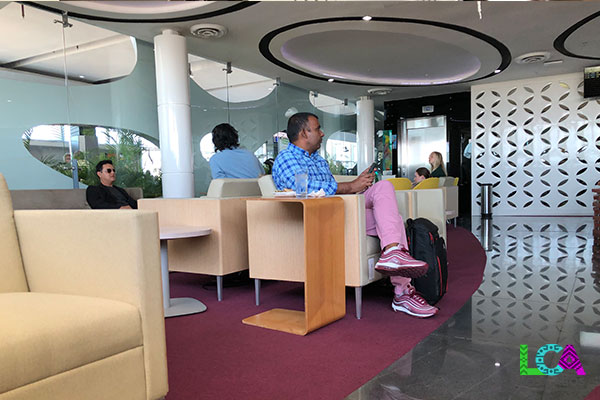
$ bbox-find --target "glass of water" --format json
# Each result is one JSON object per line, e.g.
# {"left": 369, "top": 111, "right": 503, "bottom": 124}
{"left": 294, "top": 168, "right": 308, "bottom": 198}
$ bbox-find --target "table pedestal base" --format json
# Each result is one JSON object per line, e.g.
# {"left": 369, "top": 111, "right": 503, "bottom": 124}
{"left": 243, "top": 309, "right": 307, "bottom": 335}
{"left": 165, "top": 297, "right": 207, "bottom": 318}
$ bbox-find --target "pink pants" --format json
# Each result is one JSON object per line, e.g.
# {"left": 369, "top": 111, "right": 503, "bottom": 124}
{"left": 364, "top": 180, "right": 411, "bottom": 295}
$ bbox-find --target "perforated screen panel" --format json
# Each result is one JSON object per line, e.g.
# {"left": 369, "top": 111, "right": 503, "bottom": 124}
{"left": 471, "top": 73, "right": 600, "bottom": 216}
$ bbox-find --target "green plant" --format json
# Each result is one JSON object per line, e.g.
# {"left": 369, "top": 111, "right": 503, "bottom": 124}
{"left": 28, "top": 126, "right": 163, "bottom": 198}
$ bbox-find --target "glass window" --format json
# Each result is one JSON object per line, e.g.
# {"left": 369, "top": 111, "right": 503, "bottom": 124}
{"left": 200, "top": 132, "right": 215, "bottom": 161}
{"left": 190, "top": 55, "right": 276, "bottom": 103}
{"left": 23, "top": 124, "right": 162, "bottom": 197}
{"left": 309, "top": 91, "right": 356, "bottom": 115}
{"left": 325, "top": 131, "right": 357, "bottom": 175}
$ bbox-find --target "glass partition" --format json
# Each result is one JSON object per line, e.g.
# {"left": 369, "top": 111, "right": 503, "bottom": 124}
{"left": 1, "top": 3, "right": 357, "bottom": 195}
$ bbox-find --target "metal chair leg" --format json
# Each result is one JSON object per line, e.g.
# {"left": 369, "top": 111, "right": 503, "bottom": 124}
{"left": 216, "top": 276, "right": 223, "bottom": 301}
{"left": 255, "top": 279, "right": 261, "bottom": 306}
{"left": 355, "top": 287, "right": 362, "bottom": 319}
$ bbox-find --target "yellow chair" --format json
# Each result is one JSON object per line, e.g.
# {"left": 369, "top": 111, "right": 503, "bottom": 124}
{"left": 454, "top": 177, "right": 459, "bottom": 186}
{"left": 413, "top": 177, "right": 440, "bottom": 190}
{"left": 385, "top": 177, "right": 412, "bottom": 191}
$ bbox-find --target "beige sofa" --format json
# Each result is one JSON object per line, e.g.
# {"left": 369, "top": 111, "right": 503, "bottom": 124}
{"left": 0, "top": 174, "right": 168, "bottom": 400}
{"left": 138, "top": 178, "right": 262, "bottom": 301}
{"left": 10, "top": 187, "right": 143, "bottom": 210}
{"left": 256, "top": 175, "right": 446, "bottom": 319}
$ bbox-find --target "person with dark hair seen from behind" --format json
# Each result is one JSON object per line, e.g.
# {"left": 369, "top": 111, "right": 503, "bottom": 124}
{"left": 209, "top": 123, "right": 264, "bottom": 179}
{"left": 86, "top": 160, "right": 137, "bottom": 209}
{"left": 413, "top": 167, "right": 430, "bottom": 188}
{"left": 272, "top": 112, "right": 438, "bottom": 318}
{"left": 429, "top": 151, "right": 447, "bottom": 178}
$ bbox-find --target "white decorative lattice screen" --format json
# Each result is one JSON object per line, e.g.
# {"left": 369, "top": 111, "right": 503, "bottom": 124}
{"left": 471, "top": 73, "right": 600, "bottom": 216}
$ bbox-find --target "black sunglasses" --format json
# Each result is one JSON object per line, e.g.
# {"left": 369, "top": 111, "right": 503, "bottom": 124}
{"left": 104, "top": 168, "right": 116, "bottom": 173}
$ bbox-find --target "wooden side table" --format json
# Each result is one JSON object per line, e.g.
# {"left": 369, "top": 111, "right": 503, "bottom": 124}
{"left": 160, "top": 226, "right": 211, "bottom": 318}
{"left": 243, "top": 197, "right": 345, "bottom": 335}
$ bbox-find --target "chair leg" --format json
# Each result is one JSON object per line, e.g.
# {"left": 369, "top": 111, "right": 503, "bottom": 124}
{"left": 255, "top": 279, "right": 261, "bottom": 306}
{"left": 216, "top": 276, "right": 223, "bottom": 301}
{"left": 355, "top": 287, "right": 362, "bottom": 319}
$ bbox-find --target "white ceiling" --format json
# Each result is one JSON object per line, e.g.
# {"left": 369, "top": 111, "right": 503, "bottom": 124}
{"left": 7, "top": 1, "right": 600, "bottom": 107}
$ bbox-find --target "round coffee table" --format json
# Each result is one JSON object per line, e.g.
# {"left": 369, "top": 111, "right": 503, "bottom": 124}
{"left": 160, "top": 226, "right": 211, "bottom": 318}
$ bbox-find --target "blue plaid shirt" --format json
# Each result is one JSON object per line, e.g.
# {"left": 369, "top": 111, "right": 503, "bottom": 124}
{"left": 272, "top": 143, "right": 338, "bottom": 195}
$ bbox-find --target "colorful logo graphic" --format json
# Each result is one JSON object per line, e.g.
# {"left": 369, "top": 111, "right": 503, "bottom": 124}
{"left": 520, "top": 344, "right": 586, "bottom": 376}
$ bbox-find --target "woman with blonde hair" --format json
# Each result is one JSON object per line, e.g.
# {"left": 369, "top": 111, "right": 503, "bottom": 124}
{"left": 429, "top": 151, "right": 447, "bottom": 177}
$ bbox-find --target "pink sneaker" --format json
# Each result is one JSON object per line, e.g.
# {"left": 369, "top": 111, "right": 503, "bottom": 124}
{"left": 374, "top": 247, "right": 428, "bottom": 278}
{"left": 392, "top": 287, "right": 439, "bottom": 318}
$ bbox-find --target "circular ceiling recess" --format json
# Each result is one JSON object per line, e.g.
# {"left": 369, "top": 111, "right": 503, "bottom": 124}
{"left": 60, "top": 1, "right": 211, "bottom": 15}
{"left": 554, "top": 10, "right": 600, "bottom": 60}
{"left": 260, "top": 17, "right": 511, "bottom": 87}
{"left": 281, "top": 30, "right": 481, "bottom": 85}
{"left": 28, "top": 1, "right": 256, "bottom": 23}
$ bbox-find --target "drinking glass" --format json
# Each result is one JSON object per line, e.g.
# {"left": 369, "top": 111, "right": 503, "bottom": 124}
{"left": 294, "top": 169, "right": 308, "bottom": 198}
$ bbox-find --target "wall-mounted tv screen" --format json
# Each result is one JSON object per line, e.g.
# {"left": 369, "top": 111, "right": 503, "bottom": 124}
{"left": 584, "top": 66, "right": 600, "bottom": 98}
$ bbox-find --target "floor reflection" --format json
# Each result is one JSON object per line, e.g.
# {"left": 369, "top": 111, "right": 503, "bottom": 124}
{"left": 347, "top": 216, "right": 599, "bottom": 400}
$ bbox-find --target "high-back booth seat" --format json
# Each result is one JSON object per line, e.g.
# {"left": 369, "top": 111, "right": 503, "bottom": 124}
{"left": 204, "top": 178, "right": 262, "bottom": 198}
{"left": 0, "top": 174, "right": 167, "bottom": 400}
{"left": 256, "top": 175, "right": 446, "bottom": 319}
{"left": 10, "top": 187, "right": 143, "bottom": 210}
{"left": 138, "top": 178, "right": 262, "bottom": 301}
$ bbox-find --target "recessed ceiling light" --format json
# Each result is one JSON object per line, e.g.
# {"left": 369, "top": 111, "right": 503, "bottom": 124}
{"left": 79, "top": 75, "right": 85, "bottom": 78}
{"left": 7, "top": 99, "right": 12, "bottom": 102}
{"left": 328, "top": 78, "right": 334, "bottom": 82}
{"left": 494, "top": 69, "right": 501, "bottom": 74}
{"left": 362, "top": 16, "right": 372, "bottom": 21}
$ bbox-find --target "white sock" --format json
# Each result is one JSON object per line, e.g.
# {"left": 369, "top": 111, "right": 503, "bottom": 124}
{"left": 384, "top": 244, "right": 400, "bottom": 254}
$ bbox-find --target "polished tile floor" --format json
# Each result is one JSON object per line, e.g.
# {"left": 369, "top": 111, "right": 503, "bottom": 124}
{"left": 348, "top": 216, "right": 599, "bottom": 400}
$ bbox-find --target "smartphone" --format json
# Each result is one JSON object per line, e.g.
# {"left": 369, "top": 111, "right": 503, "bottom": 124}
{"left": 368, "top": 162, "right": 378, "bottom": 173}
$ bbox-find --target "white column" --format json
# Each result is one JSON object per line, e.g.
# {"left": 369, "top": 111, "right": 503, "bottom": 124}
{"left": 356, "top": 96, "right": 375, "bottom": 174}
{"left": 154, "top": 29, "right": 194, "bottom": 198}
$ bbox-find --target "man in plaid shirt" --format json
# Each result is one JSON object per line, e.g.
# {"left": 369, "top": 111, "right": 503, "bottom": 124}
{"left": 272, "top": 112, "right": 439, "bottom": 318}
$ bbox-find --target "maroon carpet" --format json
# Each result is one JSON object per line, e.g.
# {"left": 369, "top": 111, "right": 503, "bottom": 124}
{"left": 165, "top": 225, "right": 486, "bottom": 400}
{"left": 586, "top": 386, "right": 600, "bottom": 400}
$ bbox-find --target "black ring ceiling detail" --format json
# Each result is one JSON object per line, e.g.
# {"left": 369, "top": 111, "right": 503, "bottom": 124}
{"left": 23, "top": 1, "right": 257, "bottom": 23}
{"left": 259, "top": 16, "right": 512, "bottom": 87}
{"left": 554, "top": 10, "right": 600, "bottom": 61}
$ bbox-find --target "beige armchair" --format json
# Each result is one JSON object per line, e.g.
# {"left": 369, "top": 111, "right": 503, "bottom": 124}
{"left": 435, "top": 176, "right": 459, "bottom": 226}
{"left": 0, "top": 174, "right": 167, "bottom": 400}
{"left": 138, "top": 178, "right": 262, "bottom": 301}
{"left": 255, "top": 175, "right": 446, "bottom": 319}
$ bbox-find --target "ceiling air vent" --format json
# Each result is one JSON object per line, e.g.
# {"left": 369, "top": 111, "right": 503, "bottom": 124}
{"left": 514, "top": 52, "right": 551, "bottom": 64}
{"left": 367, "top": 87, "right": 392, "bottom": 96}
{"left": 190, "top": 24, "right": 228, "bottom": 39}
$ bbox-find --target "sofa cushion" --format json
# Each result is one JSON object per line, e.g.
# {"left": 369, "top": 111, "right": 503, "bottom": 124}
{"left": 0, "top": 174, "right": 27, "bottom": 293}
{"left": 0, "top": 292, "right": 142, "bottom": 394}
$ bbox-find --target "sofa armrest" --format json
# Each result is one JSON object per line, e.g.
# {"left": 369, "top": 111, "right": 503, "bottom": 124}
{"left": 13, "top": 209, "right": 168, "bottom": 400}
{"left": 442, "top": 186, "right": 459, "bottom": 219}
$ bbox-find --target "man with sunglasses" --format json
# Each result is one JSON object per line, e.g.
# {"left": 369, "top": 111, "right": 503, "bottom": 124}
{"left": 86, "top": 160, "right": 138, "bottom": 209}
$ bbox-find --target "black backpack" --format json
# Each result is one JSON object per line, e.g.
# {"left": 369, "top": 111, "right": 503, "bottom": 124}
{"left": 405, "top": 218, "right": 448, "bottom": 305}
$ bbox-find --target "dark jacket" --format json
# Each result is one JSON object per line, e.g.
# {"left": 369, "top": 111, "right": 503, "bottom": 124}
{"left": 86, "top": 184, "right": 138, "bottom": 209}
{"left": 430, "top": 166, "right": 446, "bottom": 178}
